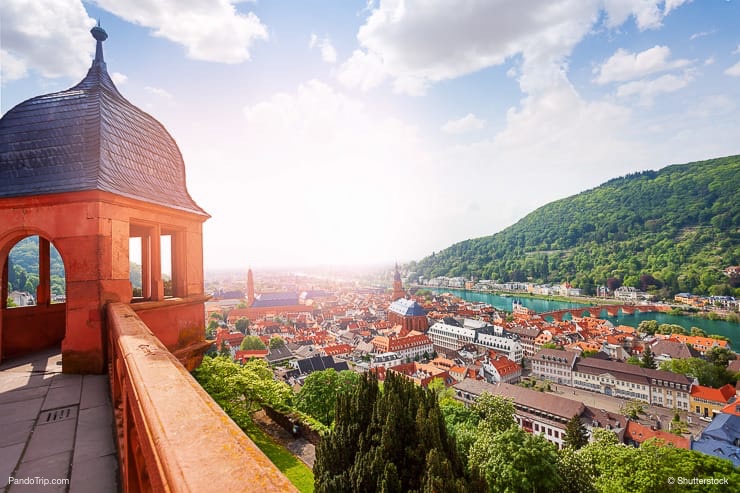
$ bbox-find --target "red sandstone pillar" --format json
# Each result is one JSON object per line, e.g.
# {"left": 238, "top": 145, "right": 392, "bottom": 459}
{"left": 37, "top": 238, "right": 51, "bottom": 306}
{"left": 1, "top": 259, "right": 7, "bottom": 309}
{"left": 151, "top": 225, "right": 163, "bottom": 301}
{"left": 141, "top": 235, "right": 152, "bottom": 299}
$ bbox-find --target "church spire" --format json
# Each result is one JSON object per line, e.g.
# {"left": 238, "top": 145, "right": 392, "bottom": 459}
{"left": 91, "top": 22, "right": 108, "bottom": 68}
{"left": 392, "top": 263, "right": 404, "bottom": 301}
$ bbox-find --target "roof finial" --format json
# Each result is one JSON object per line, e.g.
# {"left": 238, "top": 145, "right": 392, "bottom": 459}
{"left": 91, "top": 23, "right": 108, "bottom": 66}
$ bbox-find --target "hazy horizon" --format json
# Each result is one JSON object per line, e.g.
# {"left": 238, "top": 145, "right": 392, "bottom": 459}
{"left": 3, "top": 1, "right": 739, "bottom": 269}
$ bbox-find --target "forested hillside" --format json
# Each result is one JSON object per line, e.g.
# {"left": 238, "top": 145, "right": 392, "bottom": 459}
{"left": 411, "top": 155, "right": 740, "bottom": 297}
{"left": 7, "top": 236, "right": 66, "bottom": 297}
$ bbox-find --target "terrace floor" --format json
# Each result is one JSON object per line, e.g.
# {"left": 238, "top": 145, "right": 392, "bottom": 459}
{"left": 0, "top": 348, "right": 118, "bottom": 492}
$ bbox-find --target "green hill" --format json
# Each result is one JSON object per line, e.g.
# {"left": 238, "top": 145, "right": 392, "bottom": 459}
{"left": 411, "top": 155, "right": 740, "bottom": 297}
{"left": 7, "top": 236, "right": 66, "bottom": 297}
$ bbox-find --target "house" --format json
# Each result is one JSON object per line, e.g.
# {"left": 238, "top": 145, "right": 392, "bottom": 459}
{"left": 8, "top": 291, "right": 35, "bottom": 307}
{"left": 371, "top": 333, "right": 433, "bottom": 361}
{"left": 614, "top": 286, "right": 649, "bottom": 301}
{"left": 690, "top": 384, "right": 737, "bottom": 418}
{"left": 234, "top": 349, "right": 269, "bottom": 364}
{"left": 530, "top": 349, "right": 578, "bottom": 385}
{"left": 572, "top": 357, "right": 693, "bottom": 410}
{"left": 657, "top": 333, "right": 731, "bottom": 354}
{"left": 265, "top": 345, "right": 294, "bottom": 365}
{"left": 453, "top": 380, "right": 606, "bottom": 449}
{"left": 481, "top": 353, "right": 521, "bottom": 384}
{"left": 691, "top": 413, "right": 740, "bottom": 466}
{"left": 623, "top": 420, "right": 689, "bottom": 449}
{"left": 321, "top": 344, "right": 353, "bottom": 358}
{"left": 650, "top": 339, "right": 700, "bottom": 364}
{"left": 387, "top": 362, "right": 453, "bottom": 388}
{"left": 370, "top": 352, "right": 404, "bottom": 369}
{"left": 427, "top": 318, "right": 523, "bottom": 363}
{"left": 293, "top": 355, "right": 349, "bottom": 376}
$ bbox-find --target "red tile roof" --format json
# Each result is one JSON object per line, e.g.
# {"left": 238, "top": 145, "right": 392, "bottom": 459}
{"left": 690, "top": 384, "right": 736, "bottom": 403}
{"left": 624, "top": 421, "right": 689, "bottom": 449}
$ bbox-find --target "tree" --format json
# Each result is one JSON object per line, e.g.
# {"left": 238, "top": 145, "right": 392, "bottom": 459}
{"left": 637, "top": 320, "right": 658, "bottom": 335}
{"left": 578, "top": 428, "right": 740, "bottom": 492}
{"left": 640, "top": 345, "right": 657, "bottom": 369}
{"left": 235, "top": 317, "right": 250, "bottom": 334}
{"left": 295, "top": 369, "right": 361, "bottom": 426}
{"left": 469, "top": 426, "right": 562, "bottom": 493}
{"left": 268, "top": 336, "right": 286, "bottom": 349}
{"left": 620, "top": 399, "right": 645, "bottom": 420}
{"left": 626, "top": 355, "right": 641, "bottom": 366}
{"left": 472, "top": 392, "right": 517, "bottom": 434}
{"left": 240, "top": 335, "right": 266, "bottom": 351}
{"left": 194, "top": 356, "right": 293, "bottom": 418}
{"left": 314, "top": 372, "right": 470, "bottom": 493}
{"left": 689, "top": 326, "right": 707, "bottom": 337}
{"left": 660, "top": 357, "right": 736, "bottom": 388}
{"left": 705, "top": 346, "right": 736, "bottom": 368}
{"left": 563, "top": 414, "right": 589, "bottom": 450}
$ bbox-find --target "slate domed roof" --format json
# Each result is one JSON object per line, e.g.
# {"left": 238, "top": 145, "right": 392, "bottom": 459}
{"left": 0, "top": 26, "right": 207, "bottom": 216}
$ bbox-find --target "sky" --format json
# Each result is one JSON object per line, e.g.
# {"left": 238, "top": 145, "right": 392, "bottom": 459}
{"left": 2, "top": 0, "right": 739, "bottom": 270}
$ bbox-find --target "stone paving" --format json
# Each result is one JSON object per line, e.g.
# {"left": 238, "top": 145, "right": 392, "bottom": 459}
{"left": 252, "top": 409, "right": 316, "bottom": 468}
{"left": 0, "top": 348, "right": 118, "bottom": 492}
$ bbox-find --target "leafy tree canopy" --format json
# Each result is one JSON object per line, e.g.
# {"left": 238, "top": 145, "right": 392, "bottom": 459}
{"left": 240, "top": 335, "right": 266, "bottom": 351}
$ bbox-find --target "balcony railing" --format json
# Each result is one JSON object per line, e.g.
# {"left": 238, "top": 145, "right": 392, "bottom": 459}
{"left": 107, "top": 302, "right": 297, "bottom": 492}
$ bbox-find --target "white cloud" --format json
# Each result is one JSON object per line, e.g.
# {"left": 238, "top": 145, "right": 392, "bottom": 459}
{"left": 733, "top": 45, "right": 740, "bottom": 55}
{"left": 145, "top": 86, "right": 173, "bottom": 99}
{"left": 337, "top": 49, "right": 388, "bottom": 91}
{"left": 111, "top": 72, "right": 128, "bottom": 84}
{"left": 689, "top": 30, "right": 714, "bottom": 41}
{"left": 92, "top": 0, "right": 268, "bottom": 63}
{"left": 603, "top": 0, "right": 690, "bottom": 30}
{"left": 232, "top": 80, "right": 435, "bottom": 264}
{"left": 593, "top": 45, "right": 691, "bottom": 84}
{"left": 338, "top": 1, "right": 690, "bottom": 96}
{"left": 0, "top": 50, "right": 28, "bottom": 82}
{"left": 725, "top": 61, "right": 740, "bottom": 77}
{"left": 616, "top": 72, "right": 693, "bottom": 105}
{"left": 338, "top": 0, "right": 600, "bottom": 95}
{"left": 704, "top": 56, "right": 715, "bottom": 66}
{"left": 309, "top": 33, "right": 337, "bottom": 63}
{"left": 441, "top": 113, "right": 486, "bottom": 134}
{"left": 0, "top": 0, "right": 95, "bottom": 80}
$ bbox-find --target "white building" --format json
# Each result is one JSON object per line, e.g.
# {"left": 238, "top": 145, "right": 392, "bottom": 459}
{"left": 427, "top": 318, "right": 523, "bottom": 363}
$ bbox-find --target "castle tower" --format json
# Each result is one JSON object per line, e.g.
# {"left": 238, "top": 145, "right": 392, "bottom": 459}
{"left": 392, "top": 263, "right": 405, "bottom": 301}
{"left": 247, "top": 268, "right": 255, "bottom": 305}
{"left": 0, "top": 27, "right": 210, "bottom": 373}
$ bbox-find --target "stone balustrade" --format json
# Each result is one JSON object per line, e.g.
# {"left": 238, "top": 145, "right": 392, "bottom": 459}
{"left": 107, "top": 302, "right": 297, "bottom": 492}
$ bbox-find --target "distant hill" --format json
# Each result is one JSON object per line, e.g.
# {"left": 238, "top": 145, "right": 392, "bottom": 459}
{"left": 411, "top": 155, "right": 740, "bottom": 297}
{"left": 7, "top": 236, "right": 66, "bottom": 296}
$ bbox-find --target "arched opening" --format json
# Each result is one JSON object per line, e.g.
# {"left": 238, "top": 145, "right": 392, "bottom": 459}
{"left": 1, "top": 235, "right": 67, "bottom": 359}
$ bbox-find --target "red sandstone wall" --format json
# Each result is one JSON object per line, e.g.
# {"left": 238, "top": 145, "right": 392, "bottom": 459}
{"left": 2, "top": 304, "right": 65, "bottom": 357}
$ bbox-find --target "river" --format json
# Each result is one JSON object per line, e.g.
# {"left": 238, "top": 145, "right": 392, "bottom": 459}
{"left": 429, "top": 288, "right": 740, "bottom": 348}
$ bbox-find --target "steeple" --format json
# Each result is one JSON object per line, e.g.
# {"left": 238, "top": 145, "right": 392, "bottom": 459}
{"left": 247, "top": 268, "right": 255, "bottom": 305}
{"left": 392, "top": 263, "right": 404, "bottom": 301}
{"left": 91, "top": 22, "right": 108, "bottom": 68}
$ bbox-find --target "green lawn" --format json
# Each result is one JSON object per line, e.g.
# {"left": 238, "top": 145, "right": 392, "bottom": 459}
{"left": 241, "top": 417, "right": 315, "bottom": 493}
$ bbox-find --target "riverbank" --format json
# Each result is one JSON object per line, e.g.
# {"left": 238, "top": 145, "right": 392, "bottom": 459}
{"left": 414, "top": 284, "right": 738, "bottom": 324}
{"left": 418, "top": 286, "right": 739, "bottom": 347}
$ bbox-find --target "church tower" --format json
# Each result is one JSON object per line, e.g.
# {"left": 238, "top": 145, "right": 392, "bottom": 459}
{"left": 391, "top": 263, "right": 405, "bottom": 301}
{"left": 247, "top": 268, "right": 255, "bottom": 305}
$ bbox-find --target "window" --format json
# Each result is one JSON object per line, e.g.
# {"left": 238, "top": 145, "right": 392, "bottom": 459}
{"left": 129, "top": 224, "right": 185, "bottom": 301}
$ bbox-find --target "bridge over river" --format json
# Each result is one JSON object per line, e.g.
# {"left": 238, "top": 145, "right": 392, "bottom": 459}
{"left": 539, "top": 304, "right": 671, "bottom": 322}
